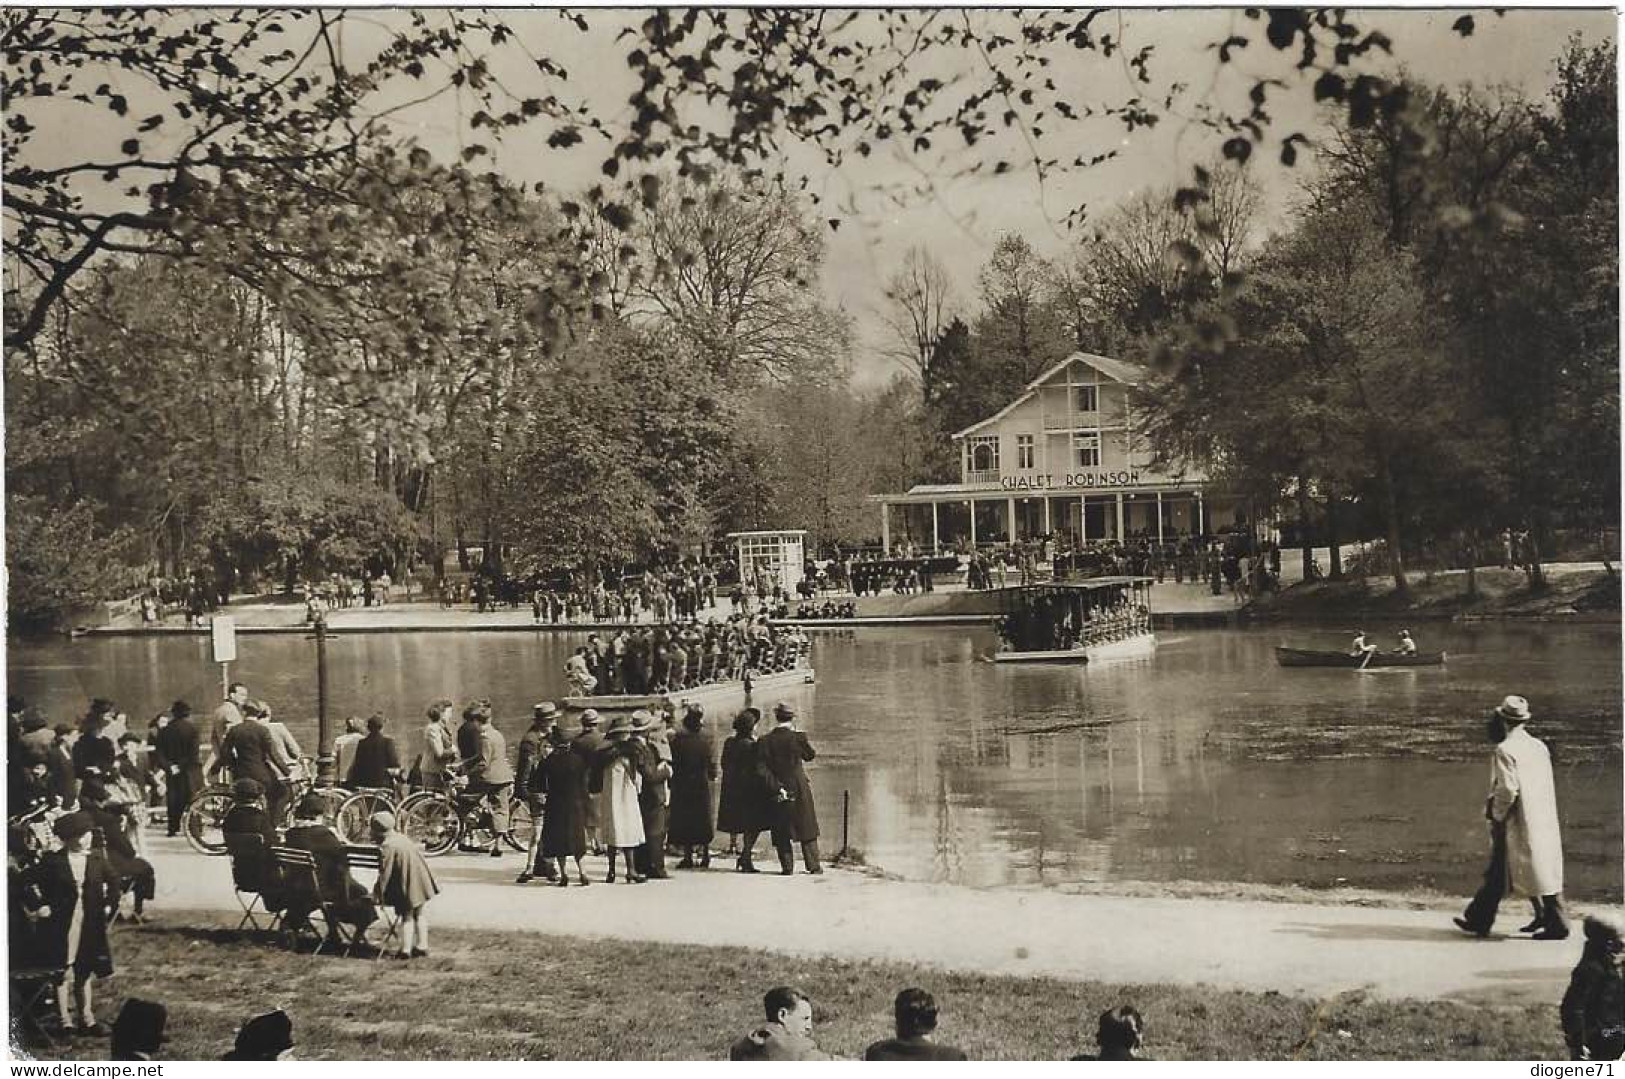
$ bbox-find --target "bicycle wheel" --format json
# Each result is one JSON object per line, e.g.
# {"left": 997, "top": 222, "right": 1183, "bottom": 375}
{"left": 181, "top": 786, "right": 234, "bottom": 855}
{"left": 335, "top": 789, "right": 394, "bottom": 844}
{"left": 505, "top": 798, "right": 535, "bottom": 852}
{"left": 397, "top": 791, "right": 460, "bottom": 857}
{"left": 305, "top": 784, "right": 348, "bottom": 826}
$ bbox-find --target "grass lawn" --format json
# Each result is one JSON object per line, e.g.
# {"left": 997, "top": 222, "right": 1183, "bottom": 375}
{"left": 12, "top": 911, "right": 1566, "bottom": 1061}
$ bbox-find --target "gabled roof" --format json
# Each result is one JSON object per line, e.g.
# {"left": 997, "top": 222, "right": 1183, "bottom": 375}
{"left": 1025, "top": 351, "right": 1149, "bottom": 391}
{"left": 952, "top": 352, "right": 1148, "bottom": 439}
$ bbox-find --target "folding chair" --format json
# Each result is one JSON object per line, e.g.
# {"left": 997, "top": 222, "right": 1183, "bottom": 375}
{"left": 9, "top": 967, "right": 66, "bottom": 1050}
{"left": 342, "top": 845, "right": 399, "bottom": 959}
{"left": 270, "top": 846, "right": 337, "bottom": 956}
{"left": 224, "top": 833, "right": 282, "bottom": 934}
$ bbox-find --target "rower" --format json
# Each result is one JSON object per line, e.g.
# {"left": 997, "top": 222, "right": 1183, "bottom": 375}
{"left": 1350, "top": 630, "right": 1377, "bottom": 658}
{"left": 1396, "top": 629, "right": 1417, "bottom": 655}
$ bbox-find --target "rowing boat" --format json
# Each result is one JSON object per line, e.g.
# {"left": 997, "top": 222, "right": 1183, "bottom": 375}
{"left": 1274, "top": 646, "right": 1446, "bottom": 669}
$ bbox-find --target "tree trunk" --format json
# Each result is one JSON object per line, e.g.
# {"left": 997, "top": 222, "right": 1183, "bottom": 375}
{"left": 1297, "top": 475, "right": 1313, "bottom": 580}
{"left": 1377, "top": 455, "right": 1409, "bottom": 595}
{"left": 1325, "top": 486, "right": 1343, "bottom": 580}
{"left": 1464, "top": 532, "right": 1479, "bottom": 599}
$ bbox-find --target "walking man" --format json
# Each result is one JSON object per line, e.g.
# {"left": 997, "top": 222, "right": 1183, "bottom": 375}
{"left": 1456, "top": 695, "right": 1569, "bottom": 940}
{"left": 758, "top": 702, "right": 822, "bottom": 875}
{"left": 152, "top": 701, "right": 203, "bottom": 837}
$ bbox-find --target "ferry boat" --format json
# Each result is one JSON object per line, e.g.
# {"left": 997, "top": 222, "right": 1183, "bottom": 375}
{"left": 562, "top": 659, "right": 815, "bottom": 719}
{"left": 990, "top": 577, "right": 1156, "bottom": 664}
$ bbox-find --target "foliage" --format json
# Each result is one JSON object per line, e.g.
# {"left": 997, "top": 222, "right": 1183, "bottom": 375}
{"left": 5, "top": 493, "right": 145, "bottom": 630}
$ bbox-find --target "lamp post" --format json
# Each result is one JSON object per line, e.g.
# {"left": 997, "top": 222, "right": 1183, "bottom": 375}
{"left": 311, "top": 609, "right": 333, "bottom": 783}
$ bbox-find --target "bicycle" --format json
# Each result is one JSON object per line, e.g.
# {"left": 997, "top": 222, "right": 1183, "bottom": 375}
{"left": 332, "top": 784, "right": 405, "bottom": 844}
{"left": 395, "top": 779, "right": 534, "bottom": 857}
{"left": 180, "top": 758, "right": 347, "bottom": 855}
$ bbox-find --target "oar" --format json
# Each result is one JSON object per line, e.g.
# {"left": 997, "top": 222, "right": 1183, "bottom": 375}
{"left": 1358, "top": 647, "right": 1375, "bottom": 671}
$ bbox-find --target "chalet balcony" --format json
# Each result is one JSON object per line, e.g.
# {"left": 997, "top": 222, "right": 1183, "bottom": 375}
{"left": 964, "top": 468, "right": 1001, "bottom": 485}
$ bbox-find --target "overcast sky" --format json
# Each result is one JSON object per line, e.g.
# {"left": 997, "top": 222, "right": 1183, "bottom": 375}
{"left": 31, "top": 6, "right": 1618, "bottom": 389}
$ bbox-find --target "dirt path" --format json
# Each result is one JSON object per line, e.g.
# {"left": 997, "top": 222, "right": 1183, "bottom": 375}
{"left": 138, "top": 836, "right": 1602, "bottom": 1005}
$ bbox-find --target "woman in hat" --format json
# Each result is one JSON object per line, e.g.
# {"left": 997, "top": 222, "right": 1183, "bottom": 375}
{"left": 283, "top": 793, "right": 377, "bottom": 943}
{"left": 669, "top": 705, "right": 718, "bottom": 869}
{"left": 717, "top": 709, "right": 773, "bottom": 870}
{"left": 221, "top": 779, "right": 286, "bottom": 913}
{"left": 30, "top": 811, "right": 118, "bottom": 1035}
{"left": 72, "top": 703, "right": 118, "bottom": 785}
{"left": 537, "top": 725, "right": 591, "bottom": 886}
{"left": 596, "top": 717, "right": 645, "bottom": 883}
{"left": 370, "top": 811, "right": 439, "bottom": 959}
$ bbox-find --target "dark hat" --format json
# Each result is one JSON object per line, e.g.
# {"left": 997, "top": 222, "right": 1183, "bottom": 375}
{"left": 546, "top": 726, "right": 572, "bottom": 748}
{"left": 231, "top": 779, "right": 265, "bottom": 802}
{"left": 112, "top": 998, "right": 169, "bottom": 1053}
{"left": 773, "top": 702, "right": 796, "bottom": 722}
{"left": 463, "top": 700, "right": 492, "bottom": 722}
{"left": 6, "top": 694, "right": 23, "bottom": 715}
{"left": 170, "top": 700, "right": 192, "bottom": 720}
{"left": 228, "top": 1010, "right": 294, "bottom": 1060}
{"left": 294, "top": 793, "right": 328, "bottom": 819}
{"left": 52, "top": 811, "right": 95, "bottom": 844}
{"left": 78, "top": 778, "right": 111, "bottom": 804}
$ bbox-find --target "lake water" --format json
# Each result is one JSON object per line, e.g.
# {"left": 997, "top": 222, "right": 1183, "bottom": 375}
{"left": 9, "top": 622, "right": 1621, "bottom": 900}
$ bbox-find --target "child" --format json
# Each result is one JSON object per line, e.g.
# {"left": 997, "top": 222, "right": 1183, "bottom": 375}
{"left": 369, "top": 811, "right": 439, "bottom": 959}
{"left": 1562, "top": 914, "right": 1625, "bottom": 1061}
{"left": 1073, "top": 1005, "right": 1147, "bottom": 1061}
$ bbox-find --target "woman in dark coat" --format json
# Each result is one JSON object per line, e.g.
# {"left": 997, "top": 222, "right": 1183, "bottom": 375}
{"left": 28, "top": 812, "right": 117, "bottom": 1034}
{"left": 716, "top": 708, "right": 774, "bottom": 873}
{"left": 538, "top": 727, "right": 590, "bottom": 886}
{"left": 668, "top": 706, "right": 718, "bottom": 868}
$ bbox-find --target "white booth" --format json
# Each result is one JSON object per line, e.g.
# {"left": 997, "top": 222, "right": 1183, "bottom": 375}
{"left": 729, "top": 530, "right": 807, "bottom": 595}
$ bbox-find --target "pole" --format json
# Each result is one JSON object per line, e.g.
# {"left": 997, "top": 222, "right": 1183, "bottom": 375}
{"left": 220, "top": 661, "right": 229, "bottom": 700}
{"left": 314, "top": 612, "right": 333, "bottom": 783}
{"left": 840, "top": 789, "right": 850, "bottom": 861}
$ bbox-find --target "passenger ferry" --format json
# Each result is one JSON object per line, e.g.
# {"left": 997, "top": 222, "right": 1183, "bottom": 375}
{"left": 991, "top": 577, "right": 1156, "bottom": 664}
{"left": 561, "top": 656, "right": 815, "bottom": 719}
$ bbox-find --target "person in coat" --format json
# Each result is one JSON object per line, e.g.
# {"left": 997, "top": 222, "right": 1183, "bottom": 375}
{"left": 346, "top": 713, "right": 403, "bottom": 790}
{"left": 864, "top": 988, "right": 969, "bottom": 1061}
{"left": 369, "top": 811, "right": 439, "bottom": 960}
{"left": 458, "top": 701, "right": 512, "bottom": 858}
{"left": 717, "top": 709, "right": 775, "bottom": 871}
{"left": 71, "top": 703, "right": 118, "bottom": 786}
{"left": 595, "top": 717, "right": 645, "bottom": 883}
{"left": 412, "top": 699, "right": 457, "bottom": 791}
{"left": 1455, "top": 695, "right": 1569, "bottom": 939}
{"left": 537, "top": 726, "right": 591, "bottom": 886}
{"left": 29, "top": 812, "right": 118, "bottom": 1036}
{"left": 220, "top": 779, "right": 286, "bottom": 913}
{"left": 632, "top": 711, "right": 674, "bottom": 880}
{"left": 668, "top": 705, "right": 718, "bottom": 868}
{"left": 729, "top": 986, "right": 831, "bottom": 1060}
{"left": 513, "top": 702, "right": 560, "bottom": 884}
{"left": 757, "top": 702, "right": 821, "bottom": 875}
{"left": 152, "top": 700, "right": 203, "bottom": 837}
{"left": 282, "top": 794, "right": 377, "bottom": 944}
{"left": 77, "top": 779, "right": 156, "bottom": 922}
{"left": 1561, "top": 913, "right": 1625, "bottom": 1061}
{"left": 222, "top": 706, "right": 290, "bottom": 826}
{"left": 572, "top": 710, "right": 606, "bottom": 855}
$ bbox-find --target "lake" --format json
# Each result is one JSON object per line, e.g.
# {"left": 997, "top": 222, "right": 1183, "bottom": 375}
{"left": 9, "top": 622, "right": 1620, "bottom": 900}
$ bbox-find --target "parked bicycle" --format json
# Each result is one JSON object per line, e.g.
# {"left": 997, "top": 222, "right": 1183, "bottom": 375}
{"left": 396, "top": 778, "right": 534, "bottom": 857}
{"left": 180, "top": 758, "right": 346, "bottom": 855}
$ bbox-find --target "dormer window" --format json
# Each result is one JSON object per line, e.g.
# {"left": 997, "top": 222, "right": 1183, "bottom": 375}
{"left": 965, "top": 435, "right": 1000, "bottom": 481}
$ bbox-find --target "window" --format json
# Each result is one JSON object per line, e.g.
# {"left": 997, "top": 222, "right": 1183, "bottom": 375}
{"left": 1016, "top": 434, "right": 1034, "bottom": 470}
{"left": 1073, "top": 432, "right": 1101, "bottom": 468}
{"left": 966, "top": 436, "right": 1000, "bottom": 477}
{"left": 1073, "top": 384, "right": 1098, "bottom": 414}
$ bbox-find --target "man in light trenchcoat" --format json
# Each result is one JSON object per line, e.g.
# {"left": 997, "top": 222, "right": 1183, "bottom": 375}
{"left": 1456, "top": 695, "right": 1570, "bottom": 940}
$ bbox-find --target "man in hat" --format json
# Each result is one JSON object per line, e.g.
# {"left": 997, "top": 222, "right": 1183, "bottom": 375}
{"left": 110, "top": 998, "right": 167, "bottom": 1060}
{"left": 631, "top": 710, "right": 674, "bottom": 879}
{"left": 153, "top": 700, "right": 203, "bottom": 837}
{"left": 346, "top": 713, "right": 403, "bottom": 790}
{"left": 78, "top": 779, "right": 157, "bottom": 922}
{"left": 758, "top": 702, "right": 822, "bottom": 875}
{"left": 1456, "top": 695, "right": 1569, "bottom": 940}
{"left": 515, "top": 703, "right": 560, "bottom": 883}
{"left": 283, "top": 793, "right": 377, "bottom": 943}
{"left": 222, "top": 701, "right": 291, "bottom": 826}
{"left": 223, "top": 1009, "right": 295, "bottom": 1060}
{"left": 47, "top": 724, "right": 79, "bottom": 808}
{"left": 332, "top": 715, "right": 366, "bottom": 788}
{"left": 458, "top": 701, "right": 513, "bottom": 858}
{"left": 573, "top": 709, "right": 606, "bottom": 855}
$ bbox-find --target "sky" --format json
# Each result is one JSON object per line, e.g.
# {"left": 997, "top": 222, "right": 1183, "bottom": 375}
{"left": 22, "top": 6, "right": 1618, "bottom": 389}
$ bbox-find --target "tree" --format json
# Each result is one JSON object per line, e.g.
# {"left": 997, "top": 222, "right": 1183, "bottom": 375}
{"left": 880, "top": 246, "right": 955, "bottom": 390}
{"left": 6, "top": 493, "right": 143, "bottom": 630}
{"left": 975, "top": 233, "right": 1068, "bottom": 385}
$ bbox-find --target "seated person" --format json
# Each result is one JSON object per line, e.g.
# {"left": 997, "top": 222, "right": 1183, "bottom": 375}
{"left": 221, "top": 779, "right": 285, "bottom": 912}
{"left": 864, "top": 988, "right": 968, "bottom": 1060}
{"left": 281, "top": 794, "right": 377, "bottom": 941}
{"left": 730, "top": 986, "right": 830, "bottom": 1061}
{"left": 75, "top": 780, "right": 156, "bottom": 922}
{"left": 1396, "top": 629, "right": 1418, "bottom": 655}
{"left": 1072, "top": 1005, "right": 1147, "bottom": 1060}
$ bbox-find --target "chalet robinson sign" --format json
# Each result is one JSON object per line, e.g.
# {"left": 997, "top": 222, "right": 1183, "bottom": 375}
{"left": 1000, "top": 471, "right": 1143, "bottom": 491}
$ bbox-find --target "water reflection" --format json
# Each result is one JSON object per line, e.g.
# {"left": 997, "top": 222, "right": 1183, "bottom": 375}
{"left": 8, "top": 622, "right": 1620, "bottom": 900}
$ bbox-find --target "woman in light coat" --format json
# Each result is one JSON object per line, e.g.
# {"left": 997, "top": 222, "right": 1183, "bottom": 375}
{"left": 596, "top": 720, "right": 645, "bottom": 883}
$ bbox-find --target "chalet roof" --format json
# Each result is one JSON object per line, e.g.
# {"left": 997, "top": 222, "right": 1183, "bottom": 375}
{"left": 951, "top": 352, "right": 1149, "bottom": 439}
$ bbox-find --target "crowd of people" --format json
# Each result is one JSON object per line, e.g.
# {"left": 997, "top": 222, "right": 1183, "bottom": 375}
{"left": 561, "top": 617, "right": 809, "bottom": 697}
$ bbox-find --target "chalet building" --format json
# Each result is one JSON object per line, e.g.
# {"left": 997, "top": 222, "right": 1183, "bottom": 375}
{"left": 869, "top": 353, "right": 1241, "bottom": 552}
